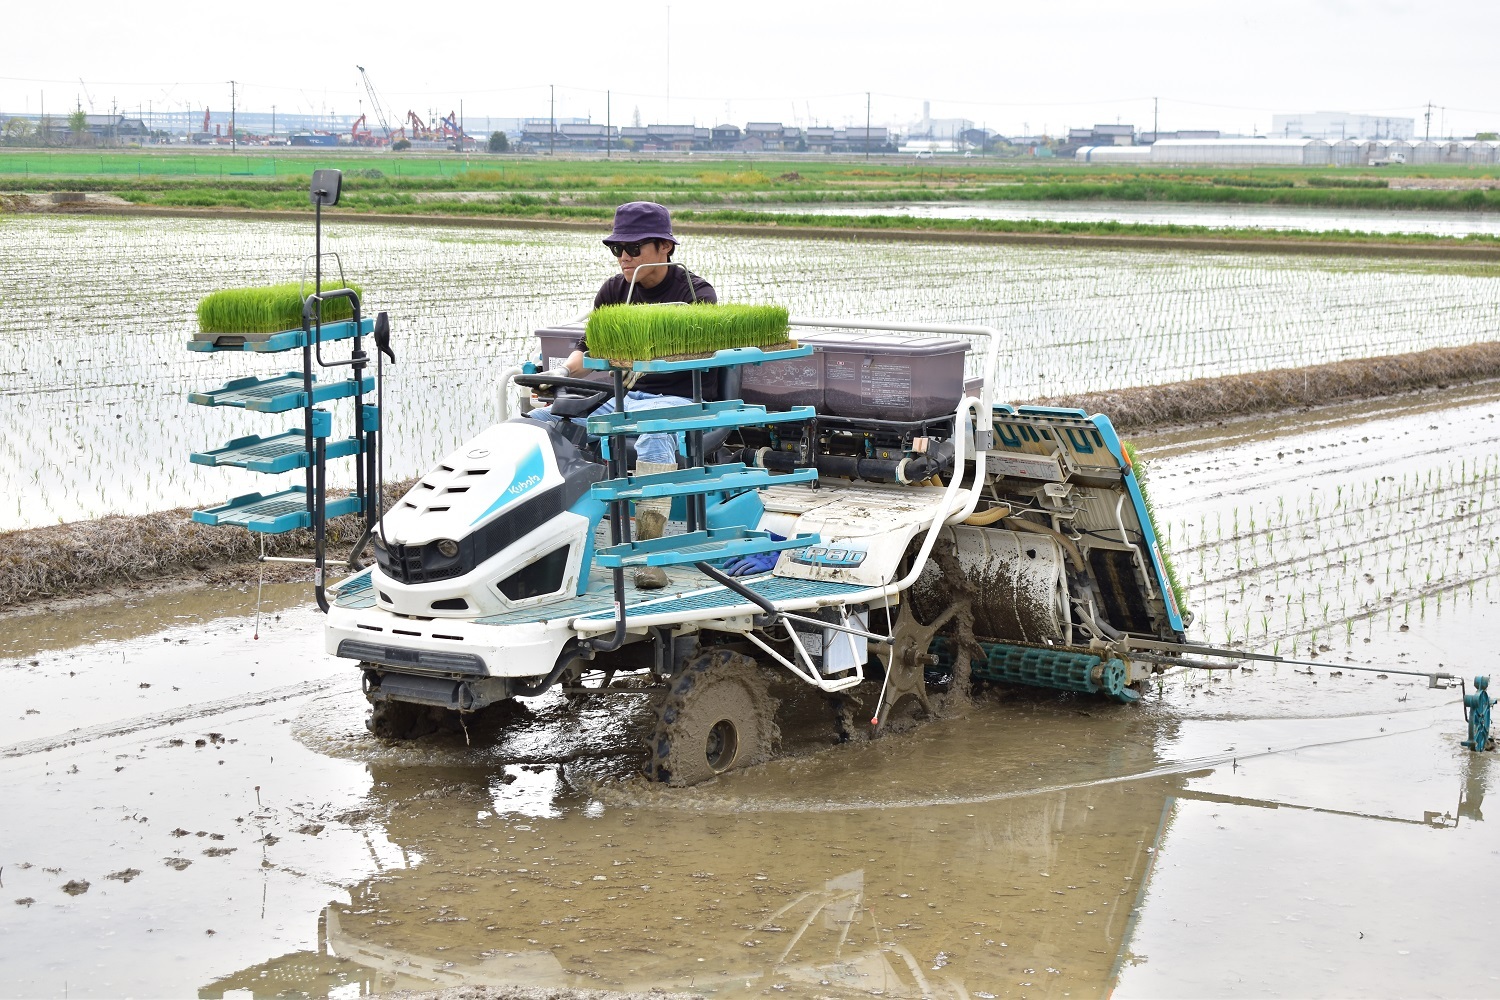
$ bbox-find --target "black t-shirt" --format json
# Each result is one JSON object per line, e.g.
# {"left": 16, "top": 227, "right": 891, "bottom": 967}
{"left": 580, "top": 268, "right": 720, "bottom": 399}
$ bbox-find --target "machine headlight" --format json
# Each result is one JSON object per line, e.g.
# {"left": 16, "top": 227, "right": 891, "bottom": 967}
{"left": 436, "top": 538, "right": 460, "bottom": 558}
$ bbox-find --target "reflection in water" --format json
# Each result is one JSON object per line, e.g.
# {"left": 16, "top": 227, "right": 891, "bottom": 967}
{"left": 1115, "top": 723, "right": 1485, "bottom": 998}
{"left": 204, "top": 699, "right": 1186, "bottom": 998}
{"left": 200, "top": 693, "right": 1492, "bottom": 999}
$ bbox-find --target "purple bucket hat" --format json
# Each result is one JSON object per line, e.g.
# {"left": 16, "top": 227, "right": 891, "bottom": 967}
{"left": 603, "top": 201, "right": 677, "bottom": 246}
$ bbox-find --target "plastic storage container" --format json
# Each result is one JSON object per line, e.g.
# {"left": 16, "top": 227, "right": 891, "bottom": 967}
{"left": 738, "top": 334, "right": 828, "bottom": 410}
{"left": 535, "top": 323, "right": 586, "bottom": 370}
{"left": 742, "top": 331, "right": 971, "bottom": 420}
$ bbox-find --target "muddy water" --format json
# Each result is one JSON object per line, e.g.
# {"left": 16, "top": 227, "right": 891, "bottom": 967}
{"left": 3, "top": 401, "right": 1499, "bottom": 998}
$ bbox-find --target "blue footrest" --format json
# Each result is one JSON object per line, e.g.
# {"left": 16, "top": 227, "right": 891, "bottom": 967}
{"left": 187, "top": 318, "right": 373, "bottom": 354}
{"left": 595, "top": 527, "right": 819, "bottom": 569}
{"left": 189, "top": 373, "right": 375, "bottom": 414}
{"left": 587, "top": 400, "right": 817, "bottom": 437}
{"left": 193, "top": 487, "right": 363, "bottom": 534}
{"left": 592, "top": 463, "right": 816, "bottom": 502}
{"left": 190, "top": 430, "right": 362, "bottom": 474}
{"left": 582, "top": 344, "right": 814, "bottom": 374}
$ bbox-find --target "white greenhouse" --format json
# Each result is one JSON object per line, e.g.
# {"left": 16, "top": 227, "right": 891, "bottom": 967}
{"left": 1410, "top": 140, "right": 1441, "bottom": 164}
{"left": 1073, "top": 145, "right": 1154, "bottom": 163}
{"left": 1145, "top": 138, "right": 1333, "bottom": 166}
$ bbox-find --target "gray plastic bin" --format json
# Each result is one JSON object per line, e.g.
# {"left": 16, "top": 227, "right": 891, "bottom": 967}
{"left": 742, "top": 331, "right": 972, "bottom": 419}
{"left": 535, "top": 323, "right": 585, "bottom": 370}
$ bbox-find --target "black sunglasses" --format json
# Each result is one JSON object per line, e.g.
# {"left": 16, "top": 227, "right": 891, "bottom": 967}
{"left": 606, "top": 239, "right": 658, "bottom": 258}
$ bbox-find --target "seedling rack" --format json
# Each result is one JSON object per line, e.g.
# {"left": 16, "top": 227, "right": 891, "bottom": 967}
{"left": 187, "top": 168, "right": 392, "bottom": 611}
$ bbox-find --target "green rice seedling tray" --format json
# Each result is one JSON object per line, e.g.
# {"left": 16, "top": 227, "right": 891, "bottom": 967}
{"left": 582, "top": 344, "right": 814, "bottom": 374}
{"left": 196, "top": 282, "right": 362, "bottom": 336}
{"left": 590, "top": 463, "right": 817, "bottom": 502}
{"left": 187, "top": 317, "right": 373, "bottom": 355}
{"left": 188, "top": 373, "right": 375, "bottom": 413}
{"left": 586, "top": 400, "right": 817, "bottom": 437}
{"left": 193, "top": 487, "right": 363, "bottom": 534}
{"left": 584, "top": 303, "right": 790, "bottom": 362}
{"left": 190, "top": 430, "right": 362, "bottom": 474}
{"left": 594, "top": 526, "right": 820, "bottom": 569}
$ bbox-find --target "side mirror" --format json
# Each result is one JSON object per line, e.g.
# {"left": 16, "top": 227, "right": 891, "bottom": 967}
{"left": 309, "top": 168, "right": 342, "bottom": 207}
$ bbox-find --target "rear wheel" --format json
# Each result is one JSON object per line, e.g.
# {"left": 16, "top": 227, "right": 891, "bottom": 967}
{"left": 646, "top": 650, "right": 778, "bottom": 786}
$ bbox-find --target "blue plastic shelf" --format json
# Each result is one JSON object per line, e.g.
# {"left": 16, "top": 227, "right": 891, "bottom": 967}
{"left": 190, "top": 430, "right": 362, "bottom": 474}
{"left": 595, "top": 527, "right": 819, "bottom": 569}
{"left": 582, "top": 344, "right": 814, "bottom": 374}
{"left": 592, "top": 463, "right": 816, "bottom": 502}
{"left": 192, "top": 487, "right": 363, "bottom": 534}
{"left": 187, "top": 318, "right": 373, "bottom": 355}
{"left": 587, "top": 400, "right": 816, "bottom": 437}
{"left": 188, "top": 373, "right": 374, "bottom": 414}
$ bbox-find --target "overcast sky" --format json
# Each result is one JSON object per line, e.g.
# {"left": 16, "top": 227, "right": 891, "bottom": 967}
{"left": 5, "top": 0, "right": 1498, "bottom": 137}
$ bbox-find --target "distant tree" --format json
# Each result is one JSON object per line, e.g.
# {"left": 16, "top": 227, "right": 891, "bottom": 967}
{"left": 68, "top": 109, "right": 88, "bottom": 145}
{"left": 632, "top": 106, "right": 642, "bottom": 127}
{"left": 2, "top": 117, "right": 35, "bottom": 144}
{"left": 391, "top": 138, "right": 411, "bottom": 151}
{"left": 1477, "top": 132, "right": 1499, "bottom": 141}
{"left": 488, "top": 130, "right": 509, "bottom": 153}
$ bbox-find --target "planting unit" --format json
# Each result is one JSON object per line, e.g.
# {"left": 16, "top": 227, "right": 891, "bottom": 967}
{"left": 320, "top": 294, "right": 1206, "bottom": 785}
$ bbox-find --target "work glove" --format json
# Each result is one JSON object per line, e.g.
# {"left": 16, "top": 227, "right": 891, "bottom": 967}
{"left": 722, "top": 533, "right": 785, "bottom": 577}
{"left": 546, "top": 364, "right": 572, "bottom": 379}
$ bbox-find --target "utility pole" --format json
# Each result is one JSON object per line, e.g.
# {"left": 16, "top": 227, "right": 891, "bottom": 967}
{"left": 549, "top": 84, "right": 555, "bottom": 156}
{"left": 865, "top": 91, "right": 871, "bottom": 160}
{"left": 230, "top": 80, "right": 237, "bottom": 150}
{"left": 607, "top": 90, "right": 612, "bottom": 159}
{"left": 1424, "top": 101, "right": 1432, "bottom": 142}
{"left": 666, "top": 5, "right": 672, "bottom": 123}
{"left": 1153, "top": 96, "right": 1158, "bottom": 142}
{"left": 271, "top": 104, "right": 276, "bottom": 139}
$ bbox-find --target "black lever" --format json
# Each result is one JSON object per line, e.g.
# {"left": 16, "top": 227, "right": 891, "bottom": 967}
{"left": 374, "top": 311, "right": 395, "bottom": 362}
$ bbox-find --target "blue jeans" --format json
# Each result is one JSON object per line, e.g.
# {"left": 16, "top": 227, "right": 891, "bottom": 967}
{"left": 529, "top": 391, "right": 692, "bottom": 466}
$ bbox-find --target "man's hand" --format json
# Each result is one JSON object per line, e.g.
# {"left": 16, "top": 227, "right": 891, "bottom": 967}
{"left": 546, "top": 364, "right": 572, "bottom": 379}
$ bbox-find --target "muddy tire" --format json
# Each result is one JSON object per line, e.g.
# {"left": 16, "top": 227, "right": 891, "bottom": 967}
{"left": 646, "top": 650, "right": 778, "bottom": 787}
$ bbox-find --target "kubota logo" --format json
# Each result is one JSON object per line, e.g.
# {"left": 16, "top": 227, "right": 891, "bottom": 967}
{"left": 509, "top": 474, "right": 541, "bottom": 495}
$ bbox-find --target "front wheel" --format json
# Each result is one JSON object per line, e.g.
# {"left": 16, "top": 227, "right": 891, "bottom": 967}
{"left": 646, "top": 650, "right": 779, "bottom": 786}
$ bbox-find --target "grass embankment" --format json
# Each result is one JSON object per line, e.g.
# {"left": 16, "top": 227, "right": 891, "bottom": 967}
{"left": 12, "top": 151, "right": 1500, "bottom": 246}
{"left": 0, "top": 484, "right": 411, "bottom": 609}
{"left": 7, "top": 341, "right": 1500, "bottom": 608}
{"left": 1045, "top": 340, "right": 1500, "bottom": 433}
{"left": 7, "top": 151, "right": 1500, "bottom": 213}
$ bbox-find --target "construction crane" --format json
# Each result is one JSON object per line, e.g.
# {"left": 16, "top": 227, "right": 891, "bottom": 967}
{"left": 355, "top": 65, "right": 395, "bottom": 143}
{"left": 406, "top": 110, "right": 434, "bottom": 140}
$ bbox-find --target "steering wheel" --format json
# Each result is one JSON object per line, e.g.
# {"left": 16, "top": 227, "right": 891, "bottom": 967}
{"left": 513, "top": 372, "right": 615, "bottom": 419}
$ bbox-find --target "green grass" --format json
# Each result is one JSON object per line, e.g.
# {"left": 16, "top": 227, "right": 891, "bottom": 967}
{"left": 1123, "top": 440, "right": 1188, "bottom": 620}
{"left": 584, "top": 303, "right": 790, "bottom": 361}
{"left": 197, "top": 281, "right": 362, "bottom": 334}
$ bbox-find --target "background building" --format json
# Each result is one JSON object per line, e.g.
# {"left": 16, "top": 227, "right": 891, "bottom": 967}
{"left": 1270, "top": 111, "right": 1415, "bottom": 140}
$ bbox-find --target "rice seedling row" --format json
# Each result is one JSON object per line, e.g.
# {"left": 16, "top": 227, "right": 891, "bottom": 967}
{"left": 5, "top": 214, "right": 1500, "bottom": 530}
{"left": 1145, "top": 396, "right": 1500, "bottom": 665}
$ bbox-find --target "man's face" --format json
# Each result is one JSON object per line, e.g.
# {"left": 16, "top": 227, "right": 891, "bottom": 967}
{"left": 614, "top": 239, "right": 674, "bottom": 287}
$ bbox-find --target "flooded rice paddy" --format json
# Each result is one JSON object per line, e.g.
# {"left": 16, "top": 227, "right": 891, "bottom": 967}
{"left": 6, "top": 215, "right": 1500, "bottom": 528}
{"left": 2, "top": 387, "right": 1498, "bottom": 998}
{"left": 759, "top": 198, "right": 1500, "bottom": 238}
